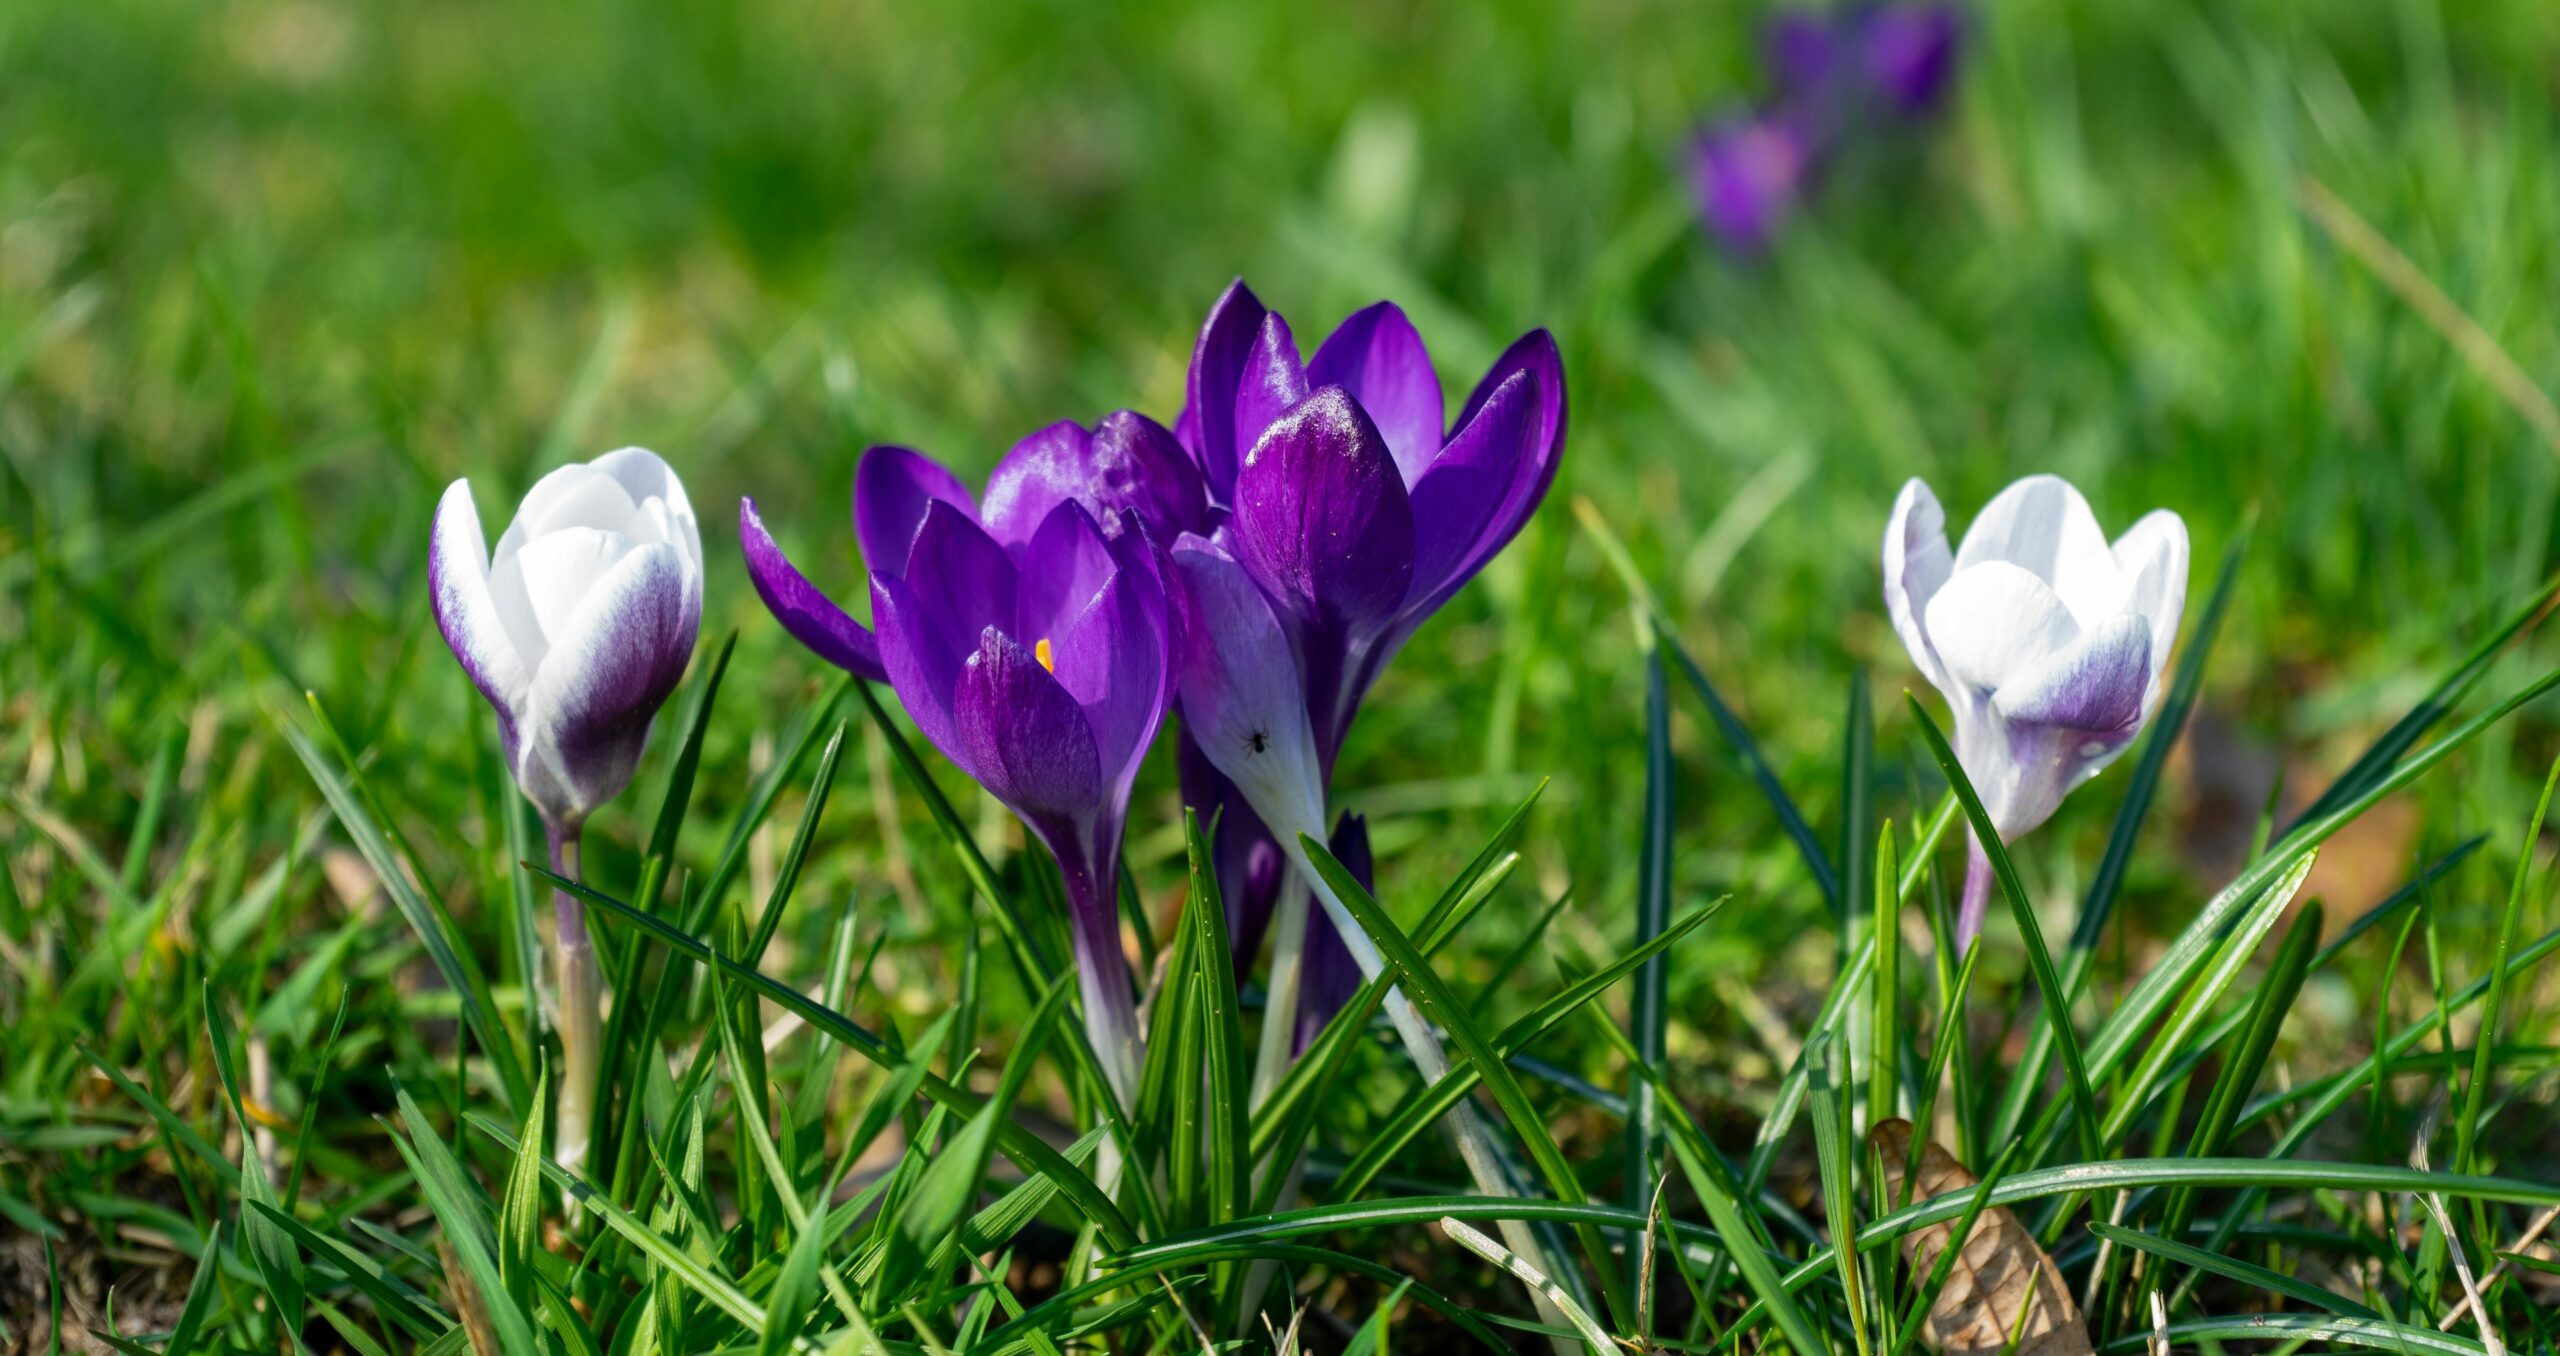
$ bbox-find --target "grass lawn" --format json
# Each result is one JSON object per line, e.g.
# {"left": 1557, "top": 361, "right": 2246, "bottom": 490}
{"left": 4, "top": 0, "right": 2559, "bottom": 1351}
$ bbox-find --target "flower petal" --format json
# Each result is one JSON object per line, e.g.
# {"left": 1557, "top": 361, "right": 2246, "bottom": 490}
{"left": 1456, "top": 329, "right": 1567, "bottom": 501}
{"left": 1013, "top": 500, "right": 1120, "bottom": 650}
{"left": 954, "top": 627, "right": 1106, "bottom": 828}
{"left": 488, "top": 527, "right": 641, "bottom": 672}
{"left": 739, "top": 497, "right": 886, "bottom": 681}
{"left": 1181, "top": 278, "right": 1271, "bottom": 503}
{"left": 1168, "top": 535, "right": 1327, "bottom": 838}
{"left": 2109, "top": 509, "right": 2188, "bottom": 693}
{"left": 518, "top": 541, "right": 700, "bottom": 823}
{"left": 1232, "top": 313, "right": 1310, "bottom": 469}
{"left": 1404, "top": 367, "right": 1536, "bottom": 615}
{"left": 982, "top": 410, "right": 1209, "bottom": 547}
{"left": 1882, "top": 477, "right": 1956, "bottom": 693}
{"left": 1975, "top": 614, "right": 2153, "bottom": 840}
{"left": 593, "top": 446, "right": 703, "bottom": 570}
{"left": 870, "top": 502, "right": 1019, "bottom": 758}
{"left": 429, "top": 480, "right": 532, "bottom": 723}
{"left": 855, "top": 445, "right": 978, "bottom": 579}
{"left": 1991, "top": 614, "right": 2152, "bottom": 737}
{"left": 1231, "top": 387, "right": 1417, "bottom": 633}
{"left": 1952, "top": 474, "right": 2115, "bottom": 625}
{"left": 1925, "top": 560, "right": 2081, "bottom": 693}
{"left": 1309, "top": 302, "right": 1444, "bottom": 485}
{"left": 1051, "top": 517, "right": 1174, "bottom": 784}
{"left": 1687, "top": 116, "right": 1814, "bottom": 254}
{"left": 1861, "top": 5, "right": 1962, "bottom": 115}
{"left": 493, "top": 462, "right": 634, "bottom": 563}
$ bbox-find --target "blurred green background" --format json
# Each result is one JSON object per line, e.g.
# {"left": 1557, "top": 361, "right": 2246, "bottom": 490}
{"left": 8, "top": 0, "right": 2560, "bottom": 1145}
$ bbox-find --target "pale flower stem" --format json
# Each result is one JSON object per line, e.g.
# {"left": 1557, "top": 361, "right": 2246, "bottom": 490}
{"left": 1283, "top": 838, "right": 1580, "bottom": 1346}
{"left": 547, "top": 821, "right": 601, "bottom": 1225}
{"left": 1245, "top": 871, "right": 1310, "bottom": 1114}
{"left": 1956, "top": 834, "right": 1995, "bottom": 950}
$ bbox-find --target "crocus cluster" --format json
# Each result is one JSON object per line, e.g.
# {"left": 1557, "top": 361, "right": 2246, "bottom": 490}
{"left": 1884, "top": 474, "right": 2188, "bottom": 947}
{"left": 1690, "top": 4, "right": 1962, "bottom": 253}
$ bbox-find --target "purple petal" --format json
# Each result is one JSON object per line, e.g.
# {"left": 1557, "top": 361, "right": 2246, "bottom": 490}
{"left": 1032, "top": 507, "right": 1174, "bottom": 784}
{"left": 1232, "top": 314, "right": 1310, "bottom": 470}
{"left": 1167, "top": 535, "right": 1327, "bottom": 835}
{"left": 739, "top": 497, "right": 886, "bottom": 682}
{"left": 982, "top": 410, "right": 1210, "bottom": 547}
{"left": 429, "top": 480, "right": 532, "bottom": 729}
{"left": 1992, "top": 614, "right": 2150, "bottom": 738}
{"left": 980, "top": 420, "right": 1092, "bottom": 550}
{"left": 1231, "top": 387, "right": 1416, "bottom": 634}
{"left": 954, "top": 628, "right": 1107, "bottom": 830}
{"left": 1862, "top": 5, "right": 1962, "bottom": 116}
{"left": 1687, "top": 116, "right": 1814, "bottom": 254}
{"left": 1456, "top": 329, "right": 1568, "bottom": 522}
{"left": 1765, "top": 10, "right": 1847, "bottom": 97}
{"left": 854, "top": 446, "right": 978, "bottom": 579}
{"left": 518, "top": 541, "right": 699, "bottom": 824}
{"left": 869, "top": 503, "right": 1018, "bottom": 756}
{"left": 1309, "top": 302, "right": 1445, "bottom": 486}
{"left": 1013, "top": 500, "right": 1120, "bottom": 649}
{"left": 1404, "top": 368, "right": 1539, "bottom": 617}
{"left": 1181, "top": 278, "right": 1270, "bottom": 503}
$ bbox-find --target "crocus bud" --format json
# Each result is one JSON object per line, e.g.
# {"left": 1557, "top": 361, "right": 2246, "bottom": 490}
{"left": 430, "top": 447, "right": 705, "bottom": 833}
{"left": 1884, "top": 474, "right": 2187, "bottom": 946}
{"left": 429, "top": 445, "right": 702, "bottom": 1204}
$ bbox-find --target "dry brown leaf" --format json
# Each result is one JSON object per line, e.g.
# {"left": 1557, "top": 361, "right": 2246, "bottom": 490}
{"left": 1871, "top": 1118, "right": 2093, "bottom": 1356}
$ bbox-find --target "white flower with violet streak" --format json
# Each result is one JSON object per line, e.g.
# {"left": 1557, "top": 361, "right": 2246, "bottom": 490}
{"left": 428, "top": 446, "right": 701, "bottom": 1203}
{"left": 429, "top": 447, "right": 704, "bottom": 833}
{"left": 1883, "top": 474, "right": 2187, "bottom": 947}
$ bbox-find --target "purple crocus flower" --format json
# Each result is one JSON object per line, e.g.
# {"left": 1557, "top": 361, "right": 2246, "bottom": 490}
{"left": 741, "top": 425, "right": 1182, "bottom": 1102}
{"left": 1171, "top": 279, "right": 1565, "bottom": 1032}
{"left": 1687, "top": 113, "right": 1821, "bottom": 255}
{"left": 1693, "top": 5, "right": 1963, "bottom": 253}
{"left": 429, "top": 446, "right": 704, "bottom": 1193}
{"left": 1179, "top": 279, "right": 1566, "bottom": 771}
{"left": 1858, "top": 5, "right": 1962, "bottom": 116}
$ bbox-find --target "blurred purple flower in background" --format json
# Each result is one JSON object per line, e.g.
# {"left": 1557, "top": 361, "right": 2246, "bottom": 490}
{"left": 1690, "top": 4, "right": 1963, "bottom": 253}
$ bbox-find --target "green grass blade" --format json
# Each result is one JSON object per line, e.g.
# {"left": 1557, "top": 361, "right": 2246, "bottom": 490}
{"left": 543, "top": 866, "right": 1139, "bottom": 1251}
{"left": 1301, "top": 832, "right": 1637, "bottom": 1330}
{"left": 2456, "top": 751, "right": 2560, "bottom": 1180}
{"left": 1626, "top": 642, "right": 1675, "bottom": 1239}
{"left": 1331, "top": 901, "right": 1724, "bottom": 1201}
{"left": 2084, "top": 1221, "right": 2378, "bottom": 1320}
{"left": 878, "top": 976, "right": 1068, "bottom": 1303}
{"left": 1904, "top": 695, "right": 2101, "bottom": 1164}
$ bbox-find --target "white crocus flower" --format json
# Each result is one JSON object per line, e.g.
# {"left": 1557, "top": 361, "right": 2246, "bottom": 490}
{"left": 428, "top": 446, "right": 702, "bottom": 1196}
{"left": 1884, "top": 474, "right": 2187, "bottom": 947}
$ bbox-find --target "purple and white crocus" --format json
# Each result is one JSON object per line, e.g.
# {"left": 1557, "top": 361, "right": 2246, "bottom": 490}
{"left": 1884, "top": 474, "right": 2187, "bottom": 947}
{"left": 429, "top": 447, "right": 704, "bottom": 1188}
{"left": 740, "top": 421, "right": 1183, "bottom": 1103}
